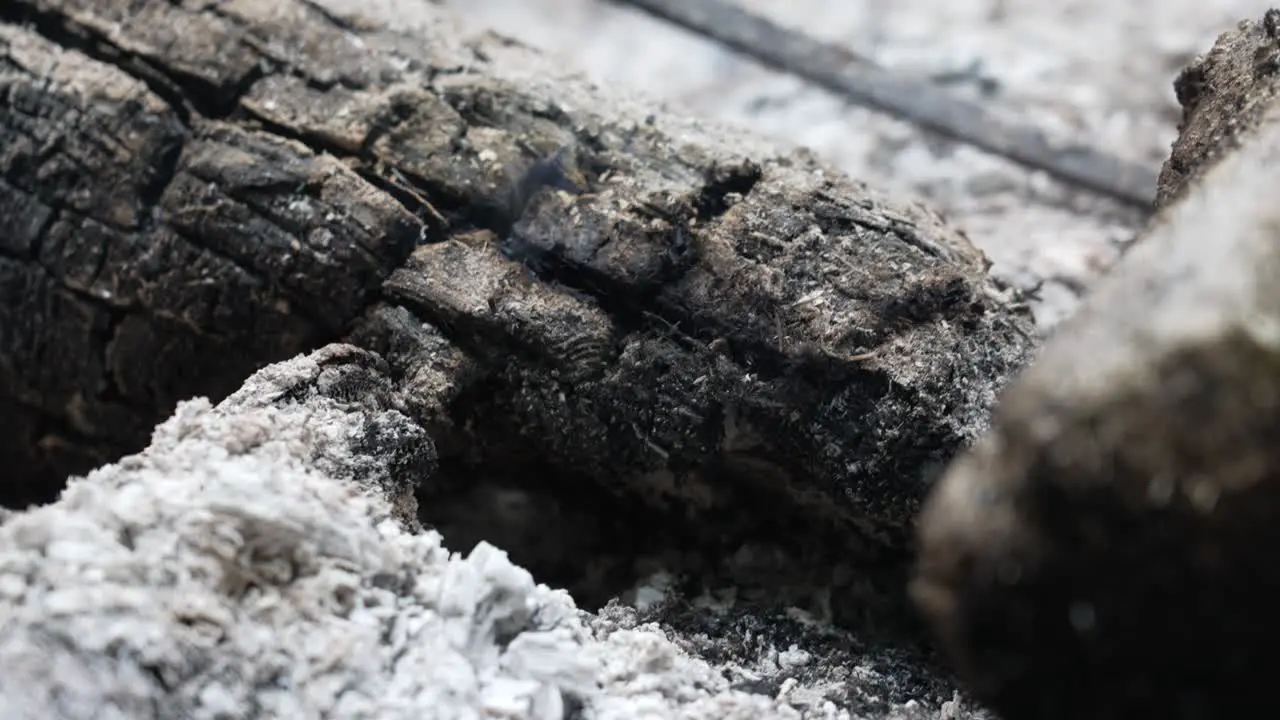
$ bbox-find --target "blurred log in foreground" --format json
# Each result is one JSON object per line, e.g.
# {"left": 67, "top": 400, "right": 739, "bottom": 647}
{"left": 914, "top": 11, "right": 1280, "bottom": 720}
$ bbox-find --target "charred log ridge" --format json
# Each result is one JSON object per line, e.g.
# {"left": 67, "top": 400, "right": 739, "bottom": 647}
{"left": 0, "top": 0, "right": 1033, "bottom": 637}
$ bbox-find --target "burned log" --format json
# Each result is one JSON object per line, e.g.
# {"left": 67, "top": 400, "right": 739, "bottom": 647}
{"left": 913, "top": 10, "right": 1280, "bottom": 720}
{"left": 0, "top": 0, "right": 1034, "bottom": 645}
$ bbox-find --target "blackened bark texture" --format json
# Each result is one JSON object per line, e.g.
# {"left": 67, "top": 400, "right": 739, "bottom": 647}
{"left": 0, "top": 0, "right": 1033, "bottom": 606}
{"left": 913, "top": 11, "right": 1280, "bottom": 720}
{"left": 0, "top": 13, "right": 420, "bottom": 505}
{"left": 1157, "top": 10, "right": 1280, "bottom": 209}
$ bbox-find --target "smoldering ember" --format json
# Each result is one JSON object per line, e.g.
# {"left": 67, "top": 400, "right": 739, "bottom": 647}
{"left": 1, "top": 1, "right": 1278, "bottom": 718}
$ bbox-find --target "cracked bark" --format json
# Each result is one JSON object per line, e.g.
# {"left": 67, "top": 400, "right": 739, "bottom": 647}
{"left": 0, "top": 0, "right": 1034, "bottom": 637}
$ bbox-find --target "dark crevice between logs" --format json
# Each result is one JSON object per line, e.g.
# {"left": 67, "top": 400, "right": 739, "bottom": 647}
{"left": 429, "top": 404, "right": 927, "bottom": 631}
{"left": 0, "top": 395, "right": 129, "bottom": 508}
